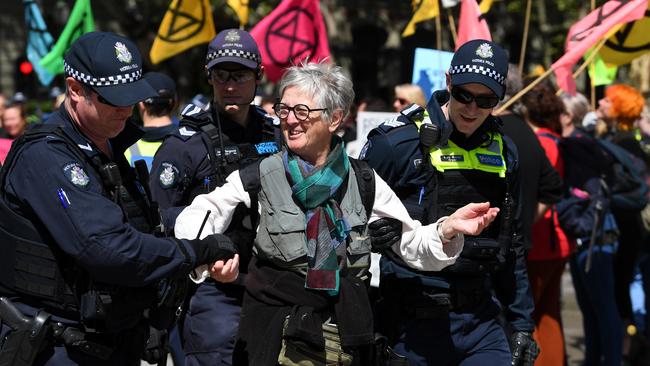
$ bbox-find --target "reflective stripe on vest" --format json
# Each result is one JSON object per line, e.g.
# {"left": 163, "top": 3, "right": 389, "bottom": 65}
{"left": 415, "top": 118, "right": 506, "bottom": 178}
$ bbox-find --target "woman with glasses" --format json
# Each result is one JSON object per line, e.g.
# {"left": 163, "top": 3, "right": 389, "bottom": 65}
{"left": 150, "top": 29, "right": 282, "bottom": 366}
{"left": 174, "top": 61, "right": 501, "bottom": 365}
{"left": 361, "top": 40, "right": 538, "bottom": 366}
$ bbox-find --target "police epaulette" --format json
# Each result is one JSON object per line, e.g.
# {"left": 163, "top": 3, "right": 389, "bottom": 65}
{"left": 377, "top": 114, "right": 413, "bottom": 132}
{"left": 400, "top": 103, "right": 425, "bottom": 120}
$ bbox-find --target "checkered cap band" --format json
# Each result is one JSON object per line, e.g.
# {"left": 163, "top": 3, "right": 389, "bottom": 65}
{"left": 449, "top": 64, "right": 506, "bottom": 85}
{"left": 64, "top": 62, "right": 143, "bottom": 86}
{"left": 206, "top": 49, "right": 261, "bottom": 65}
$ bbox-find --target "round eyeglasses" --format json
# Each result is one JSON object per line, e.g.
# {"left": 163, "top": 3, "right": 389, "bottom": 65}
{"left": 273, "top": 103, "right": 327, "bottom": 121}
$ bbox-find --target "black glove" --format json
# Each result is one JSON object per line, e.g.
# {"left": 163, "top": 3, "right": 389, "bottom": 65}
{"left": 510, "top": 331, "right": 539, "bottom": 366}
{"left": 368, "top": 218, "right": 402, "bottom": 252}
{"left": 189, "top": 234, "right": 238, "bottom": 266}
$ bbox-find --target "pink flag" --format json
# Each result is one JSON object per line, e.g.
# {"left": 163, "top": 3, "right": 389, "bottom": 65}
{"left": 250, "top": 0, "right": 331, "bottom": 82}
{"left": 456, "top": 0, "right": 491, "bottom": 50}
{"left": 0, "top": 138, "right": 13, "bottom": 165}
{"left": 552, "top": 0, "right": 647, "bottom": 95}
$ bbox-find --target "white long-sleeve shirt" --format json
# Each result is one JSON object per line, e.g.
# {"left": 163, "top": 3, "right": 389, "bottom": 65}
{"left": 175, "top": 169, "right": 464, "bottom": 282}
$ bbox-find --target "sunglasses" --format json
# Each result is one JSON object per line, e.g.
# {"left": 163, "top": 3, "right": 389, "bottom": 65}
{"left": 211, "top": 69, "right": 256, "bottom": 84}
{"left": 451, "top": 86, "right": 499, "bottom": 109}
{"left": 273, "top": 103, "right": 327, "bottom": 121}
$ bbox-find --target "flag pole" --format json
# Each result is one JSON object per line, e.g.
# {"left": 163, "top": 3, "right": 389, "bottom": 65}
{"left": 436, "top": 9, "right": 442, "bottom": 49}
{"left": 448, "top": 8, "right": 458, "bottom": 48}
{"left": 590, "top": 0, "right": 597, "bottom": 110}
{"left": 517, "top": 0, "right": 532, "bottom": 78}
{"left": 495, "top": 67, "right": 554, "bottom": 114}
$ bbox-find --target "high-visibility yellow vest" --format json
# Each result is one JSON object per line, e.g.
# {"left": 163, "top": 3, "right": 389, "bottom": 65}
{"left": 415, "top": 118, "right": 507, "bottom": 178}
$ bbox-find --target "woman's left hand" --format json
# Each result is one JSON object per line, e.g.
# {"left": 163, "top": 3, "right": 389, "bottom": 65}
{"left": 441, "top": 202, "right": 500, "bottom": 240}
{"left": 209, "top": 254, "right": 240, "bottom": 283}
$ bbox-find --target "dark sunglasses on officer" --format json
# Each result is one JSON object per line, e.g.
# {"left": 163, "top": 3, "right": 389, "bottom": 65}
{"left": 451, "top": 86, "right": 499, "bottom": 109}
{"left": 210, "top": 68, "right": 257, "bottom": 84}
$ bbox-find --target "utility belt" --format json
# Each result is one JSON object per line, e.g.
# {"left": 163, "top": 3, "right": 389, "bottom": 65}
{"left": 0, "top": 297, "right": 125, "bottom": 364}
{"left": 379, "top": 258, "right": 492, "bottom": 315}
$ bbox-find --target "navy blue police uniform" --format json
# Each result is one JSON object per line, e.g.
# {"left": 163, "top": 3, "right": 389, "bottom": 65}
{"left": 362, "top": 40, "right": 536, "bottom": 366}
{"left": 0, "top": 32, "right": 237, "bottom": 366}
{"left": 149, "top": 28, "right": 281, "bottom": 366}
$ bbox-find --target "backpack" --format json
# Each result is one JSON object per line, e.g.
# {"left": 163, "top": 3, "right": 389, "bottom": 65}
{"left": 238, "top": 157, "right": 376, "bottom": 229}
{"left": 597, "top": 139, "right": 649, "bottom": 211}
{"left": 541, "top": 132, "right": 617, "bottom": 241}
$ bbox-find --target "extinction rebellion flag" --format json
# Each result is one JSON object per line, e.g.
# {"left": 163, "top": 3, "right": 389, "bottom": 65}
{"left": 150, "top": 0, "right": 215, "bottom": 65}
{"left": 250, "top": 0, "right": 331, "bottom": 82}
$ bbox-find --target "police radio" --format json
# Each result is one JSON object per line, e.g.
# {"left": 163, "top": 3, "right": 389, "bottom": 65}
{"left": 420, "top": 123, "right": 440, "bottom": 151}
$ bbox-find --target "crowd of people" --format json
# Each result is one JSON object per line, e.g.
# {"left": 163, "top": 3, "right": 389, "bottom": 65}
{"left": 0, "top": 26, "right": 649, "bottom": 366}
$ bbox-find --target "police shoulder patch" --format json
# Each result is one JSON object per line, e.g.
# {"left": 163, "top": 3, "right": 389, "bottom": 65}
{"left": 63, "top": 162, "right": 90, "bottom": 188}
{"left": 159, "top": 162, "right": 180, "bottom": 189}
{"left": 476, "top": 153, "right": 503, "bottom": 167}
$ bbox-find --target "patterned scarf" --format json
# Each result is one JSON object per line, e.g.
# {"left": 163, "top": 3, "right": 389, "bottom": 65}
{"left": 283, "top": 137, "right": 350, "bottom": 294}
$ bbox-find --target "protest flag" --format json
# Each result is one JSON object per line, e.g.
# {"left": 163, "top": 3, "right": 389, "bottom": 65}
{"left": 150, "top": 0, "right": 216, "bottom": 65}
{"left": 23, "top": 0, "right": 55, "bottom": 85}
{"left": 456, "top": 0, "right": 491, "bottom": 49}
{"left": 552, "top": 0, "right": 647, "bottom": 95}
{"left": 250, "top": 0, "right": 330, "bottom": 82}
{"left": 402, "top": 0, "right": 440, "bottom": 37}
{"left": 39, "top": 0, "right": 94, "bottom": 75}
{"left": 599, "top": 1, "right": 650, "bottom": 65}
{"left": 479, "top": 0, "right": 494, "bottom": 14}
{"left": 227, "top": 0, "right": 249, "bottom": 28}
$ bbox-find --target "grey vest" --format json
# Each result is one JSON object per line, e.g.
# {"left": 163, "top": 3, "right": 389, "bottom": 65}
{"left": 254, "top": 154, "right": 372, "bottom": 280}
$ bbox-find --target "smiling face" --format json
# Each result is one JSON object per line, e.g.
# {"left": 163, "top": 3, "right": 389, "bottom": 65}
{"left": 447, "top": 79, "right": 495, "bottom": 137}
{"left": 279, "top": 86, "right": 341, "bottom": 166}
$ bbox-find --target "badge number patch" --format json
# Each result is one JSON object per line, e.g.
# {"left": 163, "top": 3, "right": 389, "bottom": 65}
{"left": 63, "top": 162, "right": 90, "bottom": 188}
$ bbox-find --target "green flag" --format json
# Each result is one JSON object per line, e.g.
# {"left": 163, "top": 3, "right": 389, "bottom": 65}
{"left": 40, "top": 0, "right": 95, "bottom": 75}
{"left": 587, "top": 51, "right": 618, "bottom": 87}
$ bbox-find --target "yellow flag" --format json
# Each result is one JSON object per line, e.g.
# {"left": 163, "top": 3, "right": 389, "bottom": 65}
{"left": 599, "top": 1, "right": 650, "bottom": 66}
{"left": 227, "top": 0, "right": 249, "bottom": 28}
{"left": 479, "top": 0, "right": 494, "bottom": 14}
{"left": 150, "top": 0, "right": 215, "bottom": 64}
{"left": 402, "top": 0, "right": 440, "bottom": 37}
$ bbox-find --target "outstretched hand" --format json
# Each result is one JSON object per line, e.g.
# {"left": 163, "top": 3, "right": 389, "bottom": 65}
{"left": 440, "top": 202, "right": 500, "bottom": 240}
{"left": 209, "top": 254, "right": 240, "bottom": 283}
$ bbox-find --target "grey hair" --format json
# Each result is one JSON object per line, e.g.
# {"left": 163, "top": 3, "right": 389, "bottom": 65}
{"left": 278, "top": 61, "right": 355, "bottom": 124}
{"left": 560, "top": 92, "right": 590, "bottom": 126}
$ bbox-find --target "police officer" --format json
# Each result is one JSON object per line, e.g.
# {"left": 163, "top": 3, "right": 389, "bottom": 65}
{"left": 362, "top": 39, "right": 538, "bottom": 366}
{"left": 150, "top": 29, "right": 280, "bottom": 365}
{"left": 0, "top": 32, "right": 238, "bottom": 365}
{"left": 125, "top": 71, "right": 178, "bottom": 170}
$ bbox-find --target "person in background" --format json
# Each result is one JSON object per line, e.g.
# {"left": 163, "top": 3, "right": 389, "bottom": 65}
{"left": 521, "top": 83, "right": 573, "bottom": 366}
{"left": 497, "top": 65, "right": 563, "bottom": 253}
{"left": 392, "top": 83, "right": 426, "bottom": 112}
{"left": 2, "top": 102, "right": 28, "bottom": 139}
{"left": 362, "top": 39, "right": 538, "bottom": 366}
{"left": 597, "top": 84, "right": 648, "bottom": 357}
{"left": 559, "top": 90, "right": 625, "bottom": 366}
{"left": 150, "top": 28, "right": 281, "bottom": 366}
{"left": 125, "top": 71, "right": 178, "bottom": 170}
{"left": 175, "top": 61, "right": 498, "bottom": 366}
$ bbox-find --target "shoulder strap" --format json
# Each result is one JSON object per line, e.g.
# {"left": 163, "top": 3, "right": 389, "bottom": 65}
{"left": 239, "top": 159, "right": 263, "bottom": 229}
{"left": 349, "top": 158, "right": 375, "bottom": 219}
